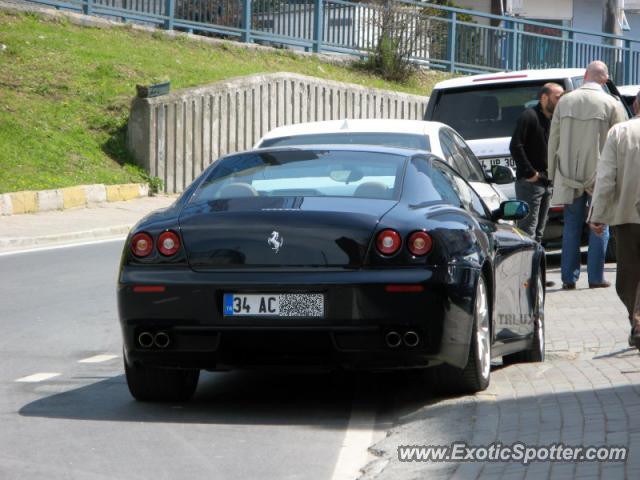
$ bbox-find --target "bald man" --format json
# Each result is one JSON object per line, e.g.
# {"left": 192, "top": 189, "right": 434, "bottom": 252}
{"left": 510, "top": 82, "right": 564, "bottom": 244}
{"left": 548, "top": 61, "right": 627, "bottom": 290}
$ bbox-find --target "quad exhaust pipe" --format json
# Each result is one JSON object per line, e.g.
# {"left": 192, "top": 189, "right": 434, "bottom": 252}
{"left": 385, "top": 331, "right": 402, "bottom": 348}
{"left": 384, "top": 330, "right": 421, "bottom": 348}
{"left": 403, "top": 331, "right": 420, "bottom": 348}
{"left": 154, "top": 331, "right": 171, "bottom": 348}
{"left": 138, "top": 331, "right": 154, "bottom": 348}
{"left": 137, "top": 331, "right": 171, "bottom": 349}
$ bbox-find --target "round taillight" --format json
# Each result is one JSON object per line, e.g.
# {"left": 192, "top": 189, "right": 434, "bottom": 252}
{"left": 376, "top": 229, "right": 401, "bottom": 256}
{"left": 408, "top": 231, "right": 433, "bottom": 256}
{"left": 131, "top": 232, "right": 153, "bottom": 257}
{"left": 158, "top": 231, "right": 181, "bottom": 256}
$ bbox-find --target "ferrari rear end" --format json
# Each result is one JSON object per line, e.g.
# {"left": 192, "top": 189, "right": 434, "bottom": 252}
{"left": 119, "top": 260, "right": 463, "bottom": 372}
{"left": 117, "top": 146, "right": 480, "bottom": 400}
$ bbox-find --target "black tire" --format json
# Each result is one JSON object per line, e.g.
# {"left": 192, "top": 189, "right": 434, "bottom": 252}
{"left": 430, "top": 276, "right": 491, "bottom": 395}
{"left": 503, "top": 273, "right": 545, "bottom": 365}
{"left": 124, "top": 357, "right": 200, "bottom": 402}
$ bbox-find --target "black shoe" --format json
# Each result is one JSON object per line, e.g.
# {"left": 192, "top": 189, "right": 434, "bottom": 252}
{"left": 562, "top": 283, "right": 576, "bottom": 290}
{"left": 545, "top": 280, "right": 556, "bottom": 288}
{"left": 589, "top": 281, "right": 611, "bottom": 289}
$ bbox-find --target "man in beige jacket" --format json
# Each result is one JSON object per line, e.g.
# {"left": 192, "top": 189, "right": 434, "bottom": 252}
{"left": 589, "top": 89, "right": 640, "bottom": 347}
{"left": 548, "top": 61, "right": 627, "bottom": 290}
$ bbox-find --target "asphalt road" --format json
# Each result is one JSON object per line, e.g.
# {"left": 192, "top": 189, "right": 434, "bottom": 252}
{"left": 0, "top": 240, "right": 410, "bottom": 480}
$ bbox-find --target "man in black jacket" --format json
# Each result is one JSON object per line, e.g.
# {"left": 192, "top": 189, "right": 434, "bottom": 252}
{"left": 509, "top": 82, "right": 564, "bottom": 243}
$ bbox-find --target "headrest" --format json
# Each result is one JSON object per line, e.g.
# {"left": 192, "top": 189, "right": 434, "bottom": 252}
{"left": 477, "top": 96, "right": 500, "bottom": 121}
{"left": 218, "top": 183, "right": 258, "bottom": 198}
{"left": 354, "top": 181, "right": 389, "bottom": 199}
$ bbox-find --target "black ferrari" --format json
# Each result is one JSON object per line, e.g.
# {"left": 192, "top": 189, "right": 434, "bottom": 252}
{"left": 117, "top": 145, "right": 546, "bottom": 401}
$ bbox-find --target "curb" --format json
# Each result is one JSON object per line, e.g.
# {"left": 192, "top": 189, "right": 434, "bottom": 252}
{"left": 0, "top": 225, "right": 133, "bottom": 250}
{"left": 0, "top": 183, "right": 149, "bottom": 216}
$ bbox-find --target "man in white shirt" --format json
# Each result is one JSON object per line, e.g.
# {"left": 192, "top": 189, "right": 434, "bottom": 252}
{"left": 589, "top": 90, "right": 640, "bottom": 347}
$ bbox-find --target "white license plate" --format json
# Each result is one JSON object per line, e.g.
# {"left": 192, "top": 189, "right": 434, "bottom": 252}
{"left": 223, "top": 293, "right": 324, "bottom": 317}
{"left": 480, "top": 157, "right": 516, "bottom": 170}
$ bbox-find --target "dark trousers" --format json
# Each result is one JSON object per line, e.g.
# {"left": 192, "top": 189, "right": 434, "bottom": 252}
{"left": 515, "top": 178, "right": 552, "bottom": 243}
{"left": 614, "top": 224, "right": 640, "bottom": 325}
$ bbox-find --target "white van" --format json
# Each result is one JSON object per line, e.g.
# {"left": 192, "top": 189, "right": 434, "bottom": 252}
{"left": 425, "top": 68, "right": 630, "bottom": 247}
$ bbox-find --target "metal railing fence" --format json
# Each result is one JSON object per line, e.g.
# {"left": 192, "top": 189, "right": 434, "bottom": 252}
{"left": 26, "top": 0, "right": 640, "bottom": 83}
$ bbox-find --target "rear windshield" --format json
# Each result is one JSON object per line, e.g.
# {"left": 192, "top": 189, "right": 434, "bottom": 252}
{"left": 431, "top": 80, "right": 558, "bottom": 140}
{"left": 259, "top": 132, "right": 430, "bottom": 151}
{"left": 191, "top": 149, "right": 406, "bottom": 202}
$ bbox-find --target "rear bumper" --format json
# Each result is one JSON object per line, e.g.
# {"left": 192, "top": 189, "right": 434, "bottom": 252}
{"left": 118, "top": 266, "right": 478, "bottom": 371}
{"left": 123, "top": 327, "right": 446, "bottom": 371}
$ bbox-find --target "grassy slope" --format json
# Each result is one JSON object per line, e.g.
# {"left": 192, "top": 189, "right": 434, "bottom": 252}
{"left": 0, "top": 10, "right": 452, "bottom": 193}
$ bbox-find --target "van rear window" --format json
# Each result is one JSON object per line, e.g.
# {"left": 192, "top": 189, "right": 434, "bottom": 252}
{"left": 431, "top": 81, "right": 556, "bottom": 140}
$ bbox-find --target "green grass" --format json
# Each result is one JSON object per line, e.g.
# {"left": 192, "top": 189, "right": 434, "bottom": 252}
{"left": 0, "top": 10, "right": 453, "bottom": 193}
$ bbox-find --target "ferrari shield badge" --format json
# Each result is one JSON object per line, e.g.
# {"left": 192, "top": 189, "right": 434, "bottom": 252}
{"left": 268, "top": 231, "right": 284, "bottom": 253}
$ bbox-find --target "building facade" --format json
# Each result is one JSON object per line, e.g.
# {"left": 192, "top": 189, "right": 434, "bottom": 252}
{"left": 455, "top": 0, "right": 640, "bottom": 42}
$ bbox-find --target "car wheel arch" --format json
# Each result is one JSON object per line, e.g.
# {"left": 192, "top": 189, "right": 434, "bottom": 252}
{"left": 429, "top": 270, "right": 492, "bottom": 393}
{"left": 458, "top": 265, "right": 493, "bottom": 365}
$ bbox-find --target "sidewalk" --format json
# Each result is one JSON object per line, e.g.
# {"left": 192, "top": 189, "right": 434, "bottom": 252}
{"left": 364, "top": 262, "right": 640, "bottom": 480}
{"left": 0, "top": 195, "right": 175, "bottom": 252}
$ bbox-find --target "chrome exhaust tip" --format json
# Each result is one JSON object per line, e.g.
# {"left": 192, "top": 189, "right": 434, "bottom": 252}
{"left": 403, "top": 331, "right": 420, "bottom": 348}
{"left": 154, "top": 331, "right": 171, "bottom": 349}
{"left": 385, "top": 331, "right": 402, "bottom": 348}
{"left": 138, "top": 331, "right": 154, "bottom": 348}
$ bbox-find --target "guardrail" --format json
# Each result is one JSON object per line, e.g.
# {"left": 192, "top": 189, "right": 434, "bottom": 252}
{"left": 27, "top": 0, "right": 640, "bottom": 83}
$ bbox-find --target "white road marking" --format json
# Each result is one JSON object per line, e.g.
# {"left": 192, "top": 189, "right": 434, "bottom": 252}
{"left": 330, "top": 384, "right": 377, "bottom": 480}
{"left": 15, "top": 373, "right": 61, "bottom": 383}
{"left": 0, "top": 237, "right": 126, "bottom": 257}
{"left": 78, "top": 354, "right": 119, "bottom": 364}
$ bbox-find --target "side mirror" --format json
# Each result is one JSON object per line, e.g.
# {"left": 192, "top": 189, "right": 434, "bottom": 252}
{"left": 493, "top": 200, "right": 529, "bottom": 221}
{"left": 488, "top": 165, "right": 515, "bottom": 185}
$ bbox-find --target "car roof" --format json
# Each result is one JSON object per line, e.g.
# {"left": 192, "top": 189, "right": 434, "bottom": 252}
{"left": 617, "top": 85, "right": 640, "bottom": 96}
{"left": 257, "top": 119, "right": 448, "bottom": 143}
{"left": 239, "top": 143, "right": 433, "bottom": 158}
{"left": 434, "top": 68, "right": 586, "bottom": 90}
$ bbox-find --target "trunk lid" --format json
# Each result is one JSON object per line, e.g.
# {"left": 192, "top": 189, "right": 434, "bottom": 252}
{"left": 179, "top": 196, "right": 396, "bottom": 270}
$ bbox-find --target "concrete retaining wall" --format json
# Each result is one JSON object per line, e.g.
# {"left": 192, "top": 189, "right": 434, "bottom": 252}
{"left": 128, "top": 72, "right": 429, "bottom": 193}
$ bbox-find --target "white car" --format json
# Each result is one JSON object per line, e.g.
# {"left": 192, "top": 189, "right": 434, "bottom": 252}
{"left": 255, "top": 119, "right": 512, "bottom": 211}
{"left": 618, "top": 85, "right": 639, "bottom": 110}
